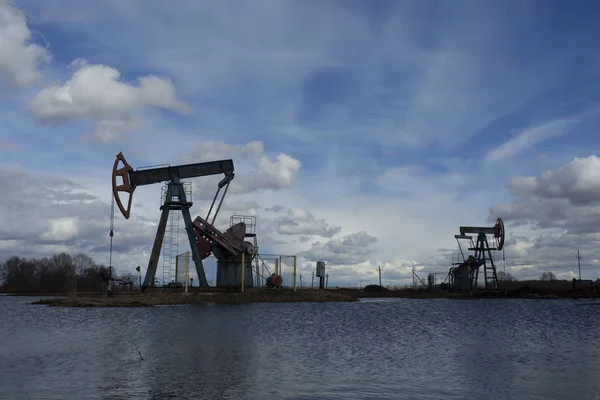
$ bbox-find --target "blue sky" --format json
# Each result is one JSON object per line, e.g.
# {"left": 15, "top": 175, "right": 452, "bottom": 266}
{"left": 2, "top": 0, "right": 600, "bottom": 285}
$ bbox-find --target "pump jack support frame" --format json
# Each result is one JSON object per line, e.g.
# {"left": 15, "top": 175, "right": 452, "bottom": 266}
{"left": 143, "top": 179, "right": 209, "bottom": 288}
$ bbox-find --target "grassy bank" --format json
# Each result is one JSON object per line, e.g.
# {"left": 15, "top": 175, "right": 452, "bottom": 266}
{"left": 30, "top": 289, "right": 359, "bottom": 307}
{"left": 21, "top": 285, "right": 595, "bottom": 308}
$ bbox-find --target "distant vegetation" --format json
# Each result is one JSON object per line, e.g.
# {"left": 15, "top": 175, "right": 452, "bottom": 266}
{"left": 0, "top": 253, "right": 133, "bottom": 294}
{"left": 1, "top": 252, "right": 595, "bottom": 297}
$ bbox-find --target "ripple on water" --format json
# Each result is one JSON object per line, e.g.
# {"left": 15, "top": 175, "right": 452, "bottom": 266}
{"left": 1, "top": 296, "right": 600, "bottom": 399}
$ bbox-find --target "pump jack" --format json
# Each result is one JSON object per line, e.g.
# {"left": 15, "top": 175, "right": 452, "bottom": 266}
{"left": 112, "top": 152, "right": 234, "bottom": 289}
{"left": 452, "top": 218, "right": 505, "bottom": 291}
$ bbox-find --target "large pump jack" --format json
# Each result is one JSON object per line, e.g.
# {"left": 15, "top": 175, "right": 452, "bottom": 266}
{"left": 452, "top": 218, "right": 505, "bottom": 291}
{"left": 112, "top": 152, "right": 234, "bottom": 289}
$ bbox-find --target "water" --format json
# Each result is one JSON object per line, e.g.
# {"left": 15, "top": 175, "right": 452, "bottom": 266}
{"left": 1, "top": 295, "right": 600, "bottom": 400}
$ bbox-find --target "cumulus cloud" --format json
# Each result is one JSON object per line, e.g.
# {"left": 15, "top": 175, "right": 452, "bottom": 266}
{"left": 223, "top": 201, "right": 260, "bottom": 212}
{"left": 294, "top": 257, "right": 422, "bottom": 288}
{"left": 0, "top": 166, "right": 158, "bottom": 269}
{"left": 490, "top": 155, "right": 600, "bottom": 234}
{"left": 29, "top": 59, "right": 190, "bottom": 141}
{"left": 82, "top": 116, "right": 143, "bottom": 143}
{"left": 183, "top": 141, "right": 302, "bottom": 198}
{"left": 274, "top": 208, "right": 341, "bottom": 238}
{"left": 489, "top": 155, "right": 600, "bottom": 279}
{"left": 508, "top": 155, "right": 600, "bottom": 206}
{"left": 264, "top": 205, "right": 285, "bottom": 212}
{"left": 0, "top": 0, "right": 51, "bottom": 88}
{"left": 299, "top": 231, "right": 378, "bottom": 265}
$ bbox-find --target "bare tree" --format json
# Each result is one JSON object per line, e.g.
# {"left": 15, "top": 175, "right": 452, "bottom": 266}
{"left": 497, "top": 271, "right": 516, "bottom": 281}
{"left": 539, "top": 272, "right": 557, "bottom": 281}
{"left": 73, "top": 253, "right": 96, "bottom": 276}
{"left": 0, "top": 253, "right": 109, "bottom": 293}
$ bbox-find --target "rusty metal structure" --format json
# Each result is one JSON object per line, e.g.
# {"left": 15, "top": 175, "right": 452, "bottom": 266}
{"left": 265, "top": 274, "right": 283, "bottom": 288}
{"left": 449, "top": 218, "right": 505, "bottom": 292}
{"left": 112, "top": 152, "right": 235, "bottom": 289}
{"left": 192, "top": 214, "right": 257, "bottom": 290}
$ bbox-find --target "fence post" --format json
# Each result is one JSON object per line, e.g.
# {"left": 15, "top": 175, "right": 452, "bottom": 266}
{"left": 293, "top": 256, "right": 297, "bottom": 292}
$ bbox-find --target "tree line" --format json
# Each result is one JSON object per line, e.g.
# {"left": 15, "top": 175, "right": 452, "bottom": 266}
{"left": 0, "top": 252, "right": 135, "bottom": 293}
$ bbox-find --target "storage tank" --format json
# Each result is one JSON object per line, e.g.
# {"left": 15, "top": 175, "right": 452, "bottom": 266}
{"left": 316, "top": 261, "right": 326, "bottom": 277}
{"left": 427, "top": 274, "right": 435, "bottom": 285}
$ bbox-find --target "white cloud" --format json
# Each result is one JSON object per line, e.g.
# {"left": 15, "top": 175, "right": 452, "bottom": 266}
{"left": 0, "top": 166, "right": 158, "bottom": 269}
{"left": 28, "top": 59, "right": 190, "bottom": 140}
{"left": 183, "top": 141, "right": 302, "bottom": 198}
{"left": 223, "top": 201, "right": 260, "bottom": 212}
{"left": 3, "top": 1, "right": 600, "bottom": 289}
{"left": 20, "top": 1, "right": 574, "bottom": 152}
{"left": 274, "top": 208, "right": 342, "bottom": 238}
{"left": 264, "top": 205, "right": 285, "bottom": 213}
{"left": 507, "top": 155, "right": 600, "bottom": 206}
{"left": 485, "top": 107, "right": 600, "bottom": 164}
{"left": 82, "top": 116, "right": 143, "bottom": 143}
{"left": 489, "top": 155, "right": 600, "bottom": 279}
{"left": 40, "top": 217, "right": 79, "bottom": 242}
{"left": 299, "top": 231, "right": 378, "bottom": 265}
{"left": 0, "top": 0, "right": 50, "bottom": 88}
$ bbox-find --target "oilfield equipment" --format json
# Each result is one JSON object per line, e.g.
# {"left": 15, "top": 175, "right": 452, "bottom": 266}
{"left": 111, "top": 152, "right": 297, "bottom": 292}
{"left": 449, "top": 217, "right": 506, "bottom": 292}
{"left": 174, "top": 251, "right": 192, "bottom": 292}
{"left": 411, "top": 268, "right": 446, "bottom": 291}
{"left": 262, "top": 254, "right": 296, "bottom": 289}
{"left": 316, "top": 261, "right": 326, "bottom": 289}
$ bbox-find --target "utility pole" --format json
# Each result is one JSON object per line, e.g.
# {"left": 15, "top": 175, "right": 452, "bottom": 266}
{"left": 412, "top": 265, "right": 415, "bottom": 288}
{"left": 300, "top": 274, "right": 303, "bottom": 288}
{"left": 311, "top": 271, "right": 314, "bottom": 288}
{"left": 326, "top": 273, "right": 329, "bottom": 289}
{"left": 378, "top": 265, "right": 382, "bottom": 287}
{"left": 577, "top": 249, "right": 582, "bottom": 281}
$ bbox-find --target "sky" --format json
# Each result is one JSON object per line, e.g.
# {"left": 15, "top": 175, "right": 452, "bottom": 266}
{"left": 2, "top": 0, "right": 600, "bottom": 287}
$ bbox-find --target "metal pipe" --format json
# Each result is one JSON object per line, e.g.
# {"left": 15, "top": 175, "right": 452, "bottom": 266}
{"left": 293, "top": 256, "right": 297, "bottom": 292}
{"left": 211, "top": 182, "right": 230, "bottom": 225}
{"left": 241, "top": 252, "right": 245, "bottom": 293}
{"left": 206, "top": 186, "right": 221, "bottom": 221}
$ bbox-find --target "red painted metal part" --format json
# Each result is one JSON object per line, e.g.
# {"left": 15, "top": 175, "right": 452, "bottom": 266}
{"left": 270, "top": 274, "right": 283, "bottom": 287}
{"left": 225, "top": 223, "right": 246, "bottom": 242}
{"left": 196, "top": 235, "right": 212, "bottom": 260}
{"left": 112, "top": 152, "right": 135, "bottom": 219}
{"left": 494, "top": 218, "right": 505, "bottom": 251}
{"left": 192, "top": 216, "right": 247, "bottom": 260}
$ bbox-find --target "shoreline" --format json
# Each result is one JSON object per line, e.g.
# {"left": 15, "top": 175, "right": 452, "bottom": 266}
{"left": 27, "top": 289, "right": 359, "bottom": 307}
{"left": 4, "top": 288, "right": 598, "bottom": 307}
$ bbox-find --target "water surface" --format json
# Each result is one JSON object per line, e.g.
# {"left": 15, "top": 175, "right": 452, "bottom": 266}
{"left": 1, "top": 295, "right": 599, "bottom": 399}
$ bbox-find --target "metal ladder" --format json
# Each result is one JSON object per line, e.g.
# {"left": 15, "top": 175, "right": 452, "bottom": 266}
{"left": 161, "top": 188, "right": 181, "bottom": 285}
{"left": 481, "top": 243, "right": 498, "bottom": 291}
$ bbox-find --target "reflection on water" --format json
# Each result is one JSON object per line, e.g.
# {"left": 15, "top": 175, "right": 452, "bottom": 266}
{"left": 1, "top": 296, "right": 600, "bottom": 399}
